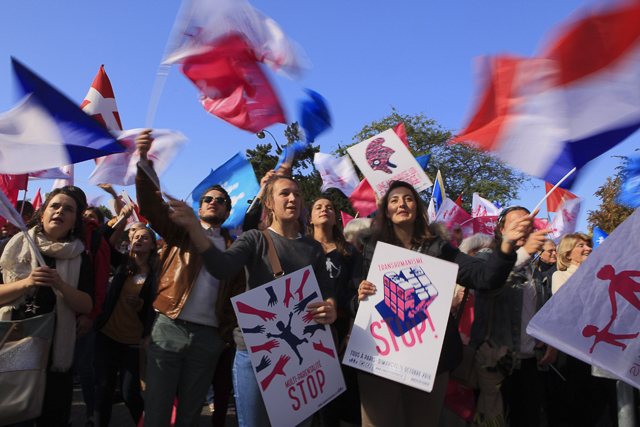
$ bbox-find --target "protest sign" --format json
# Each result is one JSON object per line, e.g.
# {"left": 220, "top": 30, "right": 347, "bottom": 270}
{"left": 107, "top": 190, "right": 142, "bottom": 230}
{"left": 347, "top": 129, "right": 432, "bottom": 197}
{"left": 232, "top": 267, "right": 345, "bottom": 426}
{"left": 343, "top": 242, "right": 458, "bottom": 392}
{"left": 527, "top": 209, "right": 640, "bottom": 389}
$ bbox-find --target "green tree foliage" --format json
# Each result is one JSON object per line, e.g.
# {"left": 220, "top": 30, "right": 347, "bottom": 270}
{"left": 246, "top": 123, "right": 356, "bottom": 219}
{"left": 587, "top": 156, "right": 636, "bottom": 234}
{"left": 98, "top": 205, "right": 114, "bottom": 221}
{"left": 335, "top": 108, "right": 530, "bottom": 213}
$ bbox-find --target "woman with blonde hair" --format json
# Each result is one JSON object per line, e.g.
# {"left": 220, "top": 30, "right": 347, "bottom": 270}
{"left": 552, "top": 232, "right": 593, "bottom": 294}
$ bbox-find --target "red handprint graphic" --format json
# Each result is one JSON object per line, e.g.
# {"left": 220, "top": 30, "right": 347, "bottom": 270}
{"left": 250, "top": 339, "right": 280, "bottom": 354}
{"left": 295, "top": 269, "right": 311, "bottom": 301}
{"left": 312, "top": 341, "right": 336, "bottom": 359}
{"left": 260, "top": 354, "right": 291, "bottom": 391}
{"left": 236, "top": 301, "right": 277, "bottom": 322}
{"left": 283, "top": 278, "right": 295, "bottom": 308}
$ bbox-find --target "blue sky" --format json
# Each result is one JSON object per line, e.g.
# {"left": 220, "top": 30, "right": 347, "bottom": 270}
{"left": 0, "top": 0, "right": 637, "bottom": 231}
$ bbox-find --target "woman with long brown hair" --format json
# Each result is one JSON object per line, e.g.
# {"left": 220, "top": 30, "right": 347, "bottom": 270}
{"left": 356, "top": 180, "right": 533, "bottom": 427}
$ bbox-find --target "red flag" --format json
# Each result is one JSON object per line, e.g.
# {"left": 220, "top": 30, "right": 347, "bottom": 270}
{"left": 33, "top": 188, "right": 43, "bottom": 210}
{"left": 7, "top": 174, "right": 28, "bottom": 191}
{"left": 0, "top": 175, "right": 21, "bottom": 207}
{"left": 393, "top": 122, "right": 409, "bottom": 148}
{"left": 454, "top": 193, "right": 463, "bottom": 207}
{"left": 545, "top": 182, "right": 578, "bottom": 212}
{"left": 80, "top": 65, "right": 123, "bottom": 131}
{"left": 180, "top": 34, "right": 286, "bottom": 133}
{"left": 340, "top": 211, "right": 355, "bottom": 227}
{"left": 348, "top": 179, "right": 377, "bottom": 218}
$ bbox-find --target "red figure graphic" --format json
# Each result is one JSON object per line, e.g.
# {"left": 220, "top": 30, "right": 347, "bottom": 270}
{"left": 236, "top": 301, "right": 277, "bottom": 321}
{"left": 283, "top": 278, "right": 295, "bottom": 308}
{"left": 295, "top": 269, "right": 311, "bottom": 301}
{"left": 582, "top": 265, "right": 640, "bottom": 353}
{"left": 250, "top": 339, "right": 280, "bottom": 354}
{"left": 302, "top": 311, "right": 314, "bottom": 324}
{"left": 312, "top": 341, "right": 336, "bottom": 358}
{"left": 260, "top": 354, "right": 291, "bottom": 391}
{"left": 582, "top": 324, "right": 639, "bottom": 353}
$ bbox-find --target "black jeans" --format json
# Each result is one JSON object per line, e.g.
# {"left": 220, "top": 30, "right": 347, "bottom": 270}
{"left": 94, "top": 332, "right": 144, "bottom": 426}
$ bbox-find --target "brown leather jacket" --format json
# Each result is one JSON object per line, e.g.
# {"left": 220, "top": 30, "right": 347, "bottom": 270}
{"left": 136, "top": 163, "right": 243, "bottom": 321}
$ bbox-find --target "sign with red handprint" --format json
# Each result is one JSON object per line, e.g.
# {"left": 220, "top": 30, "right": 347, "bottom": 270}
{"left": 232, "top": 266, "right": 345, "bottom": 426}
{"left": 527, "top": 209, "right": 640, "bottom": 389}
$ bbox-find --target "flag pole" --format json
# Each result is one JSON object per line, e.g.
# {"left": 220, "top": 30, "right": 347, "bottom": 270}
{"left": 531, "top": 168, "right": 577, "bottom": 215}
{"left": 19, "top": 189, "right": 27, "bottom": 216}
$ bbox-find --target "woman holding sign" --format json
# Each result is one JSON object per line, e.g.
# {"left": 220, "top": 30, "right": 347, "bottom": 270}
{"left": 356, "top": 180, "right": 534, "bottom": 427}
{"left": 166, "top": 175, "right": 337, "bottom": 427}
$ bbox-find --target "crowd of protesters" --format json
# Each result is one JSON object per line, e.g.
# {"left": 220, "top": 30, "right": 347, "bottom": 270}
{"left": 0, "top": 128, "right": 627, "bottom": 427}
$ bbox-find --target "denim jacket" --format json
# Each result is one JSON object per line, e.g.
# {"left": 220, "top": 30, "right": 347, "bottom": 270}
{"left": 470, "top": 248, "right": 551, "bottom": 370}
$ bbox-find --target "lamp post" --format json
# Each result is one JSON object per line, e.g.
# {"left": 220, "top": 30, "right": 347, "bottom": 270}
{"left": 256, "top": 129, "right": 281, "bottom": 151}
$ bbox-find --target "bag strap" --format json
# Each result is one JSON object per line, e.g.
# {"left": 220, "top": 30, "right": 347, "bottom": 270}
{"left": 0, "top": 322, "right": 19, "bottom": 351}
{"left": 261, "top": 230, "right": 284, "bottom": 279}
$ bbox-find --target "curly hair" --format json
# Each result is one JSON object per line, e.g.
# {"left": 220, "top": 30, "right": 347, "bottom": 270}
{"left": 27, "top": 186, "right": 87, "bottom": 242}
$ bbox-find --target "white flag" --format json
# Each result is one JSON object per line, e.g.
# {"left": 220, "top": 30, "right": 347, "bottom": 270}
{"left": 314, "top": 152, "right": 360, "bottom": 197}
{"left": 471, "top": 193, "right": 502, "bottom": 217}
{"left": 427, "top": 197, "right": 436, "bottom": 223}
{"left": 108, "top": 190, "right": 141, "bottom": 230}
{"left": 527, "top": 209, "right": 640, "bottom": 388}
{"left": 51, "top": 165, "right": 74, "bottom": 190}
{"left": 88, "top": 128, "right": 187, "bottom": 186}
{"left": 548, "top": 198, "right": 582, "bottom": 244}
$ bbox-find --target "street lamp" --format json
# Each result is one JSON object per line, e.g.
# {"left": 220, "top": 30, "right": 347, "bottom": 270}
{"left": 256, "top": 129, "right": 281, "bottom": 151}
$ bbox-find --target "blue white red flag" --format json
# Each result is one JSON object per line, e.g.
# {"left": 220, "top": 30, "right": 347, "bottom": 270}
{"left": 593, "top": 227, "right": 609, "bottom": 249}
{"left": 527, "top": 209, "right": 640, "bottom": 388}
{"left": 453, "top": 0, "right": 640, "bottom": 188}
{"left": 432, "top": 170, "right": 445, "bottom": 214}
{"left": 190, "top": 152, "right": 260, "bottom": 230}
{"left": 617, "top": 156, "right": 640, "bottom": 208}
{"left": 0, "top": 58, "right": 123, "bottom": 174}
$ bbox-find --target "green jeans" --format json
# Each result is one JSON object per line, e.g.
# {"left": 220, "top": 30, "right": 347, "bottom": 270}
{"left": 144, "top": 314, "right": 223, "bottom": 427}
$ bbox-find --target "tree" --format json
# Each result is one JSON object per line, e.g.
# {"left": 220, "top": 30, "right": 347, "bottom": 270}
{"left": 587, "top": 156, "right": 636, "bottom": 234}
{"left": 246, "top": 123, "right": 356, "bottom": 219}
{"left": 335, "top": 108, "right": 530, "bottom": 213}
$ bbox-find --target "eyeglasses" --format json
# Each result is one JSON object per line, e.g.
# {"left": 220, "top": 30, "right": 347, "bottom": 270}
{"left": 203, "top": 196, "right": 226, "bottom": 205}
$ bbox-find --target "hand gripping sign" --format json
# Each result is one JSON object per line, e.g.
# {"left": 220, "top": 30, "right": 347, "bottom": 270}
{"left": 232, "top": 267, "right": 345, "bottom": 426}
{"left": 343, "top": 242, "right": 458, "bottom": 392}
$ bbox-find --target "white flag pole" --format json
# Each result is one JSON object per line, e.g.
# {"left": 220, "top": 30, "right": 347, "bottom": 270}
{"left": 531, "top": 167, "right": 577, "bottom": 215}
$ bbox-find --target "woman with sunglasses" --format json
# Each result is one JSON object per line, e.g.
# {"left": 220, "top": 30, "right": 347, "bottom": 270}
{"left": 166, "top": 175, "right": 336, "bottom": 427}
{"left": 356, "top": 181, "right": 532, "bottom": 427}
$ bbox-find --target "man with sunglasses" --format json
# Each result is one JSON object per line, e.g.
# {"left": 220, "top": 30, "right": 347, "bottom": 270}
{"left": 135, "top": 129, "right": 241, "bottom": 427}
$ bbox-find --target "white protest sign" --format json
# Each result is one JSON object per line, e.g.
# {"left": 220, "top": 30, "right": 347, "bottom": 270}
{"left": 527, "top": 209, "right": 640, "bottom": 389}
{"left": 343, "top": 242, "right": 458, "bottom": 391}
{"left": 232, "top": 266, "right": 345, "bottom": 426}
{"left": 347, "top": 129, "right": 432, "bottom": 197}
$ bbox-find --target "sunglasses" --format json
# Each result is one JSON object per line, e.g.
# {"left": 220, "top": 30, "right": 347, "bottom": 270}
{"left": 202, "top": 196, "right": 227, "bottom": 205}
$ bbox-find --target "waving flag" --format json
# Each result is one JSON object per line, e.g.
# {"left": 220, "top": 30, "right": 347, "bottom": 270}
{"left": 471, "top": 193, "right": 502, "bottom": 218}
{"left": 527, "top": 209, "right": 640, "bottom": 388}
{"left": 51, "top": 165, "right": 74, "bottom": 191}
{"left": 433, "top": 198, "right": 471, "bottom": 234}
{"left": 545, "top": 182, "right": 578, "bottom": 213}
{"left": 80, "top": 65, "right": 123, "bottom": 132}
{"left": 300, "top": 89, "right": 331, "bottom": 143}
{"left": 0, "top": 58, "right": 123, "bottom": 174}
{"left": 453, "top": 0, "right": 640, "bottom": 188}
{"left": 191, "top": 152, "right": 260, "bottom": 230}
{"left": 432, "top": 170, "right": 445, "bottom": 213}
{"left": 341, "top": 211, "right": 355, "bottom": 227}
{"left": 348, "top": 179, "right": 377, "bottom": 218}
{"left": 29, "top": 167, "right": 71, "bottom": 180}
{"left": 88, "top": 129, "right": 187, "bottom": 186}
{"left": 32, "top": 188, "right": 42, "bottom": 210}
{"left": 163, "top": 0, "right": 309, "bottom": 132}
{"left": 393, "top": 122, "right": 409, "bottom": 148}
{"left": 617, "top": 156, "right": 640, "bottom": 208}
{"left": 548, "top": 198, "right": 582, "bottom": 244}
{"left": 314, "top": 152, "right": 360, "bottom": 197}
{"left": 427, "top": 197, "right": 436, "bottom": 223}
{"left": 593, "top": 227, "right": 609, "bottom": 249}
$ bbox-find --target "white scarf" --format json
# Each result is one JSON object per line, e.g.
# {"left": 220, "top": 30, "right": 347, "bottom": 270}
{"left": 0, "top": 229, "right": 85, "bottom": 371}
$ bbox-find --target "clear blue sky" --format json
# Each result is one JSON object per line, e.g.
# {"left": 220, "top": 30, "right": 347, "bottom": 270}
{"left": 0, "top": 0, "right": 637, "bottom": 231}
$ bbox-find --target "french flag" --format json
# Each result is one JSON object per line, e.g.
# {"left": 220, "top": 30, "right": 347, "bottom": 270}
{"left": 0, "top": 58, "right": 123, "bottom": 174}
{"left": 453, "top": 0, "right": 640, "bottom": 188}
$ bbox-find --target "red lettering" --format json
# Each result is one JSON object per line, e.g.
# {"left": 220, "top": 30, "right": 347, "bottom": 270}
{"left": 296, "top": 380, "right": 308, "bottom": 404}
{"left": 289, "top": 386, "right": 301, "bottom": 410}
{"left": 316, "top": 370, "right": 325, "bottom": 394}
{"left": 307, "top": 376, "right": 318, "bottom": 399}
{"left": 383, "top": 318, "right": 400, "bottom": 352}
{"left": 631, "top": 366, "right": 640, "bottom": 377}
{"left": 414, "top": 313, "right": 427, "bottom": 344}
{"left": 401, "top": 326, "right": 416, "bottom": 347}
{"left": 371, "top": 321, "right": 389, "bottom": 356}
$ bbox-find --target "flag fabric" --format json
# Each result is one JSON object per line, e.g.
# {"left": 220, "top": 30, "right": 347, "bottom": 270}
{"left": 544, "top": 182, "right": 579, "bottom": 213}
{"left": 427, "top": 197, "right": 437, "bottom": 223}
{"left": 471, "top": 193, "right": 502, "bottom": 218}
{"left": 108, "top": 190, "right": 145, "bottom": 230}
{"left": 341, "top": 211, "right": 355, "bottom": 228}
{"left": 527, "top": 209, "right": 640, "bottom": 389}
{"left": 548, "top": 198, "right": 582, "bottom": 244}
{"left": 433, "top": 198, "right": 472, "bottom": 234}
{"left": 393, "top": 122, "right": 409, "bottom": 148}
{"left": 51, "top": 165, "right": 74, "bottom": 191}
{"left": 32, "top": 188, "right": 42, "bottom": 210}
{"left": 593, "top": 227, "right": 609, "bottom": 249}
{"left": 190, "top": 152, "right": 260, "bottom": 230}
{"left": 163, "top": 0, "right": 309, "bottom": 132}
{"left": 274, "top": 140, "right": 307, "bottom": 172}
{"left": 88, "top": 129, "right": 187, "bottom": 186}
{"left": 0, "top": 58, "right": 123, "bottom": 174}
{"left": 348, "top": 179, "right": 377, "bottom": 218}
{"left": 416, "top": 154, "right": 431, "bottom": 171}
{"left": 452, "top": 0, "right": 640, "bottom": 188}
{"left": 454, "top": 193, "right": 463, "bottom": 207}
{"left": 299, "top": 89, "right": 331, "bottom": 143}
{"left": 29, "top": 167, "right": 71, "bottom": 180}
{"left": 432, "top": 170, "right": 445, "bottom": 213}
{"left": 617, "top": 156, "right": 640, "bottom": 208}
{"left": 314, "top": 152, "right": 360, "bottom": 197}
{"left": 80, "top": 65, "right": 123, "bottom": 132}
{"left": 86, "top": 194, "right": 104, "bottom": 208}
{"left": 7, "top": 174, "right": 28, "bottom": 191}
{"left": 0, "top": 175, "right": 20, "bottom": 210}
{"left": 0, "top": 185, "right": 27, "bottom": 232}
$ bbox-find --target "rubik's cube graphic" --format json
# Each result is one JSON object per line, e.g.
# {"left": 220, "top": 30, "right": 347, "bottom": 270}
{"left": 383, "top": 267, "right": 438, "bottom": 322}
